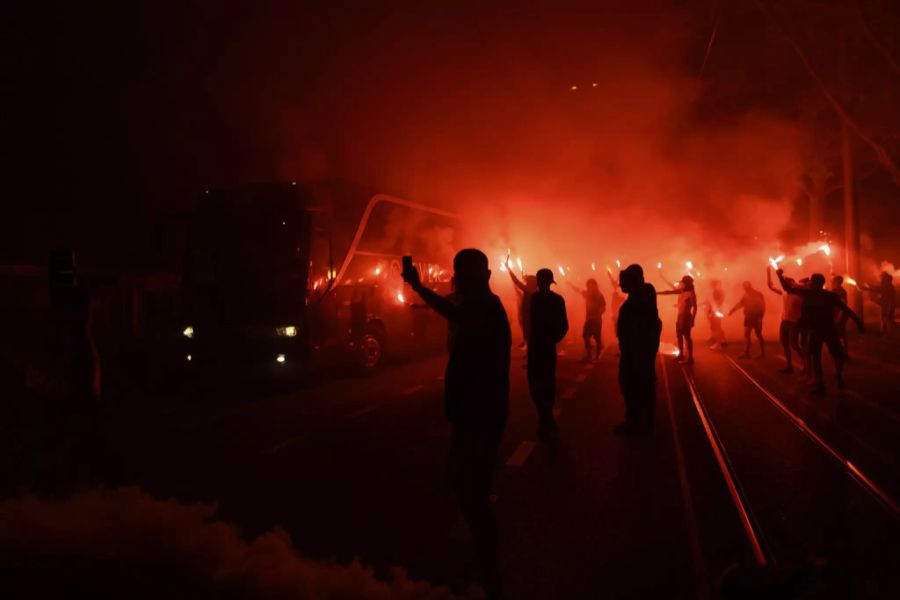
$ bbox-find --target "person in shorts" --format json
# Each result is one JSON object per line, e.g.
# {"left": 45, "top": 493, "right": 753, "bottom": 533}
{"left": 658, "top": 275, "right": 697, "bottom": 364}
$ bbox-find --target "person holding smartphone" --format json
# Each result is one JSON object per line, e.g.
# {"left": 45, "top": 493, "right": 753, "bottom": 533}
{"left": 402, "top": 250, "right": 510, "bottom": 595}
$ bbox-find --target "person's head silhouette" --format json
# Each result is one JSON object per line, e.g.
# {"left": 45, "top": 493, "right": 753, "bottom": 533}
{"left": 742, "top": 281, "right": 753, "bottom": 292}
{"left": 619, "top": 264, "right": 644, "bottom": 294}
{"left": 831, "top": 275, "right": 843, "bottom": 288}
{"left": 681, "top": 275, "right": 694, "bottom": 291}
{"left": 809, "top": 273, "right": 826, "bottom": 290}
{"left": 452, "top": 249, "right": 491, "bottom": 297}
{"left": 536, "top": 268, "right": 555, "bottom": 292}
{"left": 586, "top": 278, "right": 599, "bottom": 294}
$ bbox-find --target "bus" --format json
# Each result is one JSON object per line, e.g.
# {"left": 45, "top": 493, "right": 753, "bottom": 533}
{"left": 174, "top": 181, "right": 459, "bottom": 383}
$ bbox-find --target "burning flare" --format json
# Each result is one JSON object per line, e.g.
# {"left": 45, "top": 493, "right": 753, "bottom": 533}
{"left": 557, "top": 265, "right": 566, "bottom": 277}
{"left": 685, "top": 260, "right": 694, "bottom": 270}
{"left": 715, "top": 311, "right": 725, "bottom": 318}
{"left": 396, "top": 292, "right": 406, "bottom": 304}
{"left": 657, "top": 262, "right": 662, "bottom": 270}
{"left": 819, "top": 244, "right": 831, "bottom": 257}
{"left": 615, "top": 259, "right": 621, "bottom": 269}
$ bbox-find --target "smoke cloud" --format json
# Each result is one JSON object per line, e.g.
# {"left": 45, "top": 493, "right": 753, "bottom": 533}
{"left": 0, "top": 487, "right": 478, "bottom": 599}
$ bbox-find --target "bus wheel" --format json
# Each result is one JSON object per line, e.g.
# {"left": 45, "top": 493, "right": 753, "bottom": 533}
{"left": 357, "top": 333, "right": 383, "bottom": 371}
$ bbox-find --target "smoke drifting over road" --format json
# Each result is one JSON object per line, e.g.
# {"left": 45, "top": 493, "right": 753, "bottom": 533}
{"left": 0, "top": 487, "right": 476, "bottom": 599}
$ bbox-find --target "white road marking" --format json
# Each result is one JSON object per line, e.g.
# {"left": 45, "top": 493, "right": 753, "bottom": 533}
{"left": 401, "top": 384, "right": 426, "bottom": 395}
{"left": 505, "top": 440, "right": 537, "bottom": 467}
{"left": 262, "top": 436, "right": 301, "bottom": 456}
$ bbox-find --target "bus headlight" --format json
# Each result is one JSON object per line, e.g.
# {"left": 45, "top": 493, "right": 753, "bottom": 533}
{"left": 276, "top": 325, "right": 297, "bottom": 337}
{"left": 183, "top": 326, "right": 194, "bottom": 339}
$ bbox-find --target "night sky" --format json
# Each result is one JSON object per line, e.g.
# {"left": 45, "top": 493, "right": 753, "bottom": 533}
{"left": 3, "top": 1, "right": 899, "bottom": 266}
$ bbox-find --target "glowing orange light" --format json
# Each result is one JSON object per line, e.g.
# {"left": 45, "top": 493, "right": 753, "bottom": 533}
{"left": 591, "top": 262, "right": 596, "bottom": 272}
{"left": 657, "top": 262, "right": 662, "bottom": 270}
{"left": 845, "top": 277, "right": 857, "bottom": 287}
{"left": 795, "top": 258, "right": 803, "bottom": 267}
{"left": 374, "top": 266, "right": 382, "bottom": 276}
{"left": 819, "top": 244, "right": 831, "bottom": 257}
{"left": 396, "top": 292, "right": 405, "bottom": 304}
{"left": 685, "top": 260, "right": 694, "bottom": 270}
{"left": 768, "top": 257, "right": 778, "bottom": 270}
{"left": 570, "top": 85, "right": 578, "bottom": 91}
{"left": 558, "top": 265, "right": 566, "bottom": 277}
{"left": 615, "top": 259, "right": 621, "bottom": 269}
{"left": 715, "top": 311, "right": 725, "bottom": 318}
{"left": 516, "top": 257, "right": 523, "bottom": 273}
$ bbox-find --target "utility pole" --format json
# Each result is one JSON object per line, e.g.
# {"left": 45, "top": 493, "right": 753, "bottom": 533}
{"left": 839, "top": 30, "right": 864, "bottom": 320}
{"left": 841, "top": 118, "right": 863, "bottom": 318}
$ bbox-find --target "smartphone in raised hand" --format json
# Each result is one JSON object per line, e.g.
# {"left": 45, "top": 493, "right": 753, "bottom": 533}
{"left": 401, "top": 255, "right": 416, "bottom": 282}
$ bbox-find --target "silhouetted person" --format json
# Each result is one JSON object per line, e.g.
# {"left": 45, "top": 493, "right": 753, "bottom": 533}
{"left": 509, "top": 268, "right": 537, "bottom": 348}
{"left": 402, "top": 249, "right": 510, "bottom": 594}
{"left": 830, "top": 275, "right": 850, "bottom": 359}
{"left": 527, "top": 268, "right": 568, "bottom": 440}
{"left": 615, "top": 264, "right": 661, "bottom": 435}
{"left": 568, "top": 277, "right": 605, "bottom": 361}
{"left": 777, "top": 270, "right": 864, "bottom": 394}
{"left": 728, "top": 281, "right": 766, "bottom": 358}
{"left": 49, "top": 249, "right": 100, "bottom": 486}
{"left": 861, "top": 272, "right": 896, "bottom": 335}
{"left": 658, "top": 275, "right": 697, "bottom": 364}
{"left": 767, "top": 267, "right": 803, "bottom": 373}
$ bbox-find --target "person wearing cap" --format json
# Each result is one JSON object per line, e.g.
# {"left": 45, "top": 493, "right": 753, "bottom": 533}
{"left": 528, "top": 268, "right": 568, "bottom": 440}
{"left": 616, "top": 264, "right": 662, "bottom": 435}
{"left": 657, "top": 274, "right": 697, "bottom": 364}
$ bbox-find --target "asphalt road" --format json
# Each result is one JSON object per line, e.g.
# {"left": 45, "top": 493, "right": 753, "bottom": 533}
{"left": 26, "top": 330, "right": 900, "bottom": 598}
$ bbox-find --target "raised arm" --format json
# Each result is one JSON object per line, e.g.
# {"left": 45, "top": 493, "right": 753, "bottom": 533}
{"left": 766, "top": 267, "right": 782, "bottom": 295}
{"left": 606, "top": 270, "right": 619, "bottom": 289}
{"left": 403, "top": 269, "right": 459, "bottom": 320}
{"left": 566, "top": 281, "right": 584, "bottom": 295}
{"left": 776, "top": 268, "right": 807, "bottom": 297}
{"left": 657, "top": 289, "right": 680, "bottom": 296}
{"left": 508, "top": 267, "right": 527, "bottom": 292}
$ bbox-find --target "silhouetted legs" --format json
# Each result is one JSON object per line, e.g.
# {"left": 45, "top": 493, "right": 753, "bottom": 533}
{"left": 527, "top": 344, "right": 557, "bottom": 438}
{"left": 674, "top": 315, "right": 694, "bottom": 363}
{"left": 808, "top": 332, "right": 845, "bottom": 393}
{"left": 449, "top": 421, "right": 503, "bottom": 593}
{"left": 740, "top": 316, "right": 764, "bottom": 358}
{"left": 582, "top": 318, "right": 602, "bottom": 361}
{"left": 778, "top": 320, "right": 797, "bottom": 372}
{"left": 617, "top": 353, "right": 656, "bottom": 434}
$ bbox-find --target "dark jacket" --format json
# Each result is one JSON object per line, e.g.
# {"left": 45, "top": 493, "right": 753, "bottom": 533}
{"left": 530, "top": 290, "right": 568, "bottom": 347}
{"left": 617, "top": 282, "right": 661, "bottom": 358}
